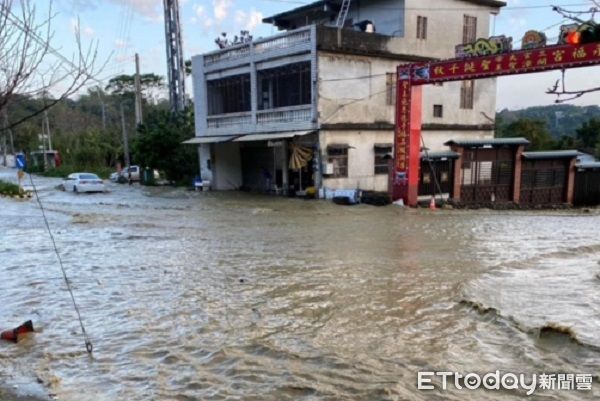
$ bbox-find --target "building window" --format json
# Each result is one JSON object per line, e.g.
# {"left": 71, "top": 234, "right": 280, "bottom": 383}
{"left": 460, "top": 80, "right": 474, "bottom": 109}
{"left": 257, "top": 62, "right": 311, "bottom": 110}
{"left": 417, "top": 16, "right": 428, "bottom": 39}
{"left": 206, "top": 74, "right": 251, "bottom": 115}
{"left": 386, "top": 72, "right": 396, "bottom": 105}
{"left": 374, "top": 144, "right": 392, "bottom": 175}
{"left": 327, "top": 145, "right": 348, "bottom": 178}
{"left": 463, "top": 15, "right": 477, "bottom": 44}
{"left": 433, "top": 104, "right": 443, "bottom": 118}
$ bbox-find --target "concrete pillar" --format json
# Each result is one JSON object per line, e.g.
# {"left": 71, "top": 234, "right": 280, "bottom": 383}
{"left": 566, "top": 157, "right": 577, "bottom": 205}
{"left": 512, "top": 145, "right": 524, "bottom": 204}
{"left": 281, "top": 140, "right": 289, "bottom": 195}
{"left": 451, "top": 146, "right": 463, "bottom": 202}
{"left": 407, "top": 85, "right": 422, "bottom": 207}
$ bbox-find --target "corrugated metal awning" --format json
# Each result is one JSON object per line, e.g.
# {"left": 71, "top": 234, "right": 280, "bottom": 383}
{"left": 577, "top": 162, "right": 600, "bottom": 169}
{"left": 233, "top": 130, "right": 314, "bottom": 142}
{"left": 182, "top": 135, "right": 238, "bottom": 144}
{"left": 522, "top": 150, "right": 579, "bottom": 160}
{"left": 421, "top": 151, "right": 460, "bottom": 160}
{"left": 444, "top": 137, "right": 530, "bottom": 147}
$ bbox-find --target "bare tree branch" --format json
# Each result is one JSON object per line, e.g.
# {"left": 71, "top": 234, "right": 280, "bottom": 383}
{"left": 0, "top": 0, "right": 107, "bottom": 132}
{"left": 546, "top": 69, "right": 600, "bottom": 103}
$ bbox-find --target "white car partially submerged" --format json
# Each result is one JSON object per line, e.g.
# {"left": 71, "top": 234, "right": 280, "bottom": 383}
{"left": 62, "top": 173, "right": 106, "bottom": 193}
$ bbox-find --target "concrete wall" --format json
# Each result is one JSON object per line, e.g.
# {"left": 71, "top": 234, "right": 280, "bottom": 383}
{"left": 422, "top": 79, "right": 497, "bottom": 128}
{"left": 213, "top": 142, "right": 242, "bottom": 190}
{"left": 317, "top": 52, "right": 497, "bottom": 137}
{"left": 403, "top": 0, "right": 498, "bottom": 59}
{"left": 320, "top": 130, "right": 392, "bottom": 192}
{"left": 199, "top": 144, "right": 212, "bottom": 182}
{"left": 317, "top": 52, "right": 398, "bottom": 125}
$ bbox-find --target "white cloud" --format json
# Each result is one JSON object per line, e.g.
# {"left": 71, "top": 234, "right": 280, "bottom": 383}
{"left": 69, "top": 0, "right": 162, "bottom": 21}
{"left": 195, "top": 4, "right": 205, "bottom": 17}
{"left": 213, "top": 0, "right": 232, "bottom": 22}
{"left": 190, "top": 3, "right": 214, "bottom": 31}
{"left": 69, "top": 18, "right": 95, "bottom": 37}
{"left": 82, "top": 26, "right": 95, "bottom": 37}
{"left": 234, "top": 9, "right": 263, "bottom": 32}
{"left": 115, "top": 38, "right": 129, "bottom": 49}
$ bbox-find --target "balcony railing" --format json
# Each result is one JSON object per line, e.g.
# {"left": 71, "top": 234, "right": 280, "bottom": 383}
{"left": 205, "top": 105, "right": 313, "bottom": 134}
{"left": 203, "top": 26, "right": 313, "bottom": 67}
{"left": 253, "top": 29, "right": 312, "bottom": 54}
{"left": 207, "top": 112, "right": 252, "bottom": 129}
{"left": 257, "top": 105, "right": 312, "bottom": 124}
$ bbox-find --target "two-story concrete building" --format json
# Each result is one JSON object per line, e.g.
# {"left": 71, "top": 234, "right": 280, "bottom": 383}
{"left": 188, "top": 0, "right": 506, "bottom": 194}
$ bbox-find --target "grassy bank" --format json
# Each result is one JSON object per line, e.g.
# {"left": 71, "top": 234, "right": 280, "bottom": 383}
{"left": 0, "top": 179, "right": 22, "bottom": 196}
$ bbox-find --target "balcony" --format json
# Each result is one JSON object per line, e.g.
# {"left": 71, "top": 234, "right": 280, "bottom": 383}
{"left": 206, "top": 105, "right": 314, "bottom": 136}
{"left": 202, "top": 26, "right": 314, "bottom": 71}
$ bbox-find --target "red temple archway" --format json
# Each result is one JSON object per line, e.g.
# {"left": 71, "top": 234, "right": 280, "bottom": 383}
{"left": 393, "top": 40, "right": 600, "bottom": 206}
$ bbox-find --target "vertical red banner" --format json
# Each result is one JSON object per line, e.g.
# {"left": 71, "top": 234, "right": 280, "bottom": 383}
{"left": 392, "top": 67, "right": 412, "bottom": 202}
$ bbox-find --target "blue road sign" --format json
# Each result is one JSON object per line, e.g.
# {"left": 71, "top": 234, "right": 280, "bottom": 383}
{"left": 16, "top": 154, "right": 26, "bottom": 170}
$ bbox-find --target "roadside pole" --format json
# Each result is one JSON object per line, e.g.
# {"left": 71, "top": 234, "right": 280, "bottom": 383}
{"left": 41, "top": 116, "right": 47, "bottom": 172}
{"left": 120, "top": 103, "right": 130, "bottom": 168}
{"left": 44, "top": 111, "right": 52, "bottom": 151}
{"left": 134, "top": 53, "right": 143, "bottom": 126}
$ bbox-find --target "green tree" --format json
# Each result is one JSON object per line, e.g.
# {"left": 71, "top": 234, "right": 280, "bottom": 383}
{"left": 498, "top": 118, "right": 555, "bottom": 150}
{"left": 575, "top": 118, "right": 600, "bottom": 150}
{"left": 105, "top": 74, "right": 165, "bottom": 97}
{"left": 132, "top": 109, "right": 198, "bottom": 183}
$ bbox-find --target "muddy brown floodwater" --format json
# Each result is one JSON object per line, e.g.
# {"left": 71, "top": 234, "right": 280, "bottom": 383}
{"left": 0, "top": 169, "right": 599, "bottom": 400}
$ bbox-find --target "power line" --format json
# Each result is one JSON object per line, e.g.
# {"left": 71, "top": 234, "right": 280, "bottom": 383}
{"left": 28, "top": 173, "right": 93, "bottom": 355}
{"left": 256, "top": 0, "right": 593, "bottom": 11}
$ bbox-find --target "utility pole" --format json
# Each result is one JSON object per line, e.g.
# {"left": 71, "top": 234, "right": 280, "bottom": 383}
{"left": 120, "top": 103, "right": 130, "bottom": 168}
{"left": 41, "top": 117, "right": 47, "bottom": 171}
{"left": 2, "top": 132, "right": 6, "bottom": 167}
{"left": 44, "top": 111, "right": 52, "bottom": 151}
{"left": 163, "top": 0, "right": 186, "bottom": 113}
{"left": 96, "top": 88, "right": 106, "bottom": 130}
{"left": 134, "top": 53, "right": 143, "bottom": 125}
{"left": 2, "top": 109, "right": 14, "bottom": 167}
{"left": 2, "top": 109, "right": 14, "bottom": 156}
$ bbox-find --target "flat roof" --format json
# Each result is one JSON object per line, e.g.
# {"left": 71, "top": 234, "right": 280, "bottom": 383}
{"left": 444, "top": 137, "right": 530, "bottom": 147}
{"left": 522, "top": 150, "right": 579, "bottom": 160}
{"left": 421, "top": 151, "right": 460, "bottom": 160}
{"left": 577, "top": 162, "right": 600, "bottom": 169}
{"left": 264, "top": 0, "right": 506, "bottom": 25}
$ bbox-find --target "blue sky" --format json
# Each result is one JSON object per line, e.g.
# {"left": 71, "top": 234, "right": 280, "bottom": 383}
{"left": 45, "top": 0, "right": 600, "bottom": 109}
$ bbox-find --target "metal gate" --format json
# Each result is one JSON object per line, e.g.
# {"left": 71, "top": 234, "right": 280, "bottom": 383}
{"left": 520, "top": 159, "right": 568, "bottom": 205}
{"left": 419, "top": 158, "right": 454, "bottom": 197}
{"left": 460, "top": 148, "right": 514, "bottom": 204}
{"left": 574, "top": 166, "right": 600, "bottom": 206}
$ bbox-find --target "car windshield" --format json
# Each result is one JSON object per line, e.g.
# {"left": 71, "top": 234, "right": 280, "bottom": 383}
{"left": 79, "top": 174, "right": 100, "bottom": 180}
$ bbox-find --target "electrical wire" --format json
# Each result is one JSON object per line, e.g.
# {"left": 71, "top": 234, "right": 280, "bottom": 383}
{"left": 27, "top": 173, "right": 93, "bottom": 355}
{"left": 257, "top": 0, "right": 593, "bottom": 11}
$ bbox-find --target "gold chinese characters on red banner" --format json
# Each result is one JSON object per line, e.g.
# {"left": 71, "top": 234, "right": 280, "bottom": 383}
{"left": 395, "top": 71, "right": 411, "bottom": 173}
{"left": 410, "top": 43, "right": 600, "bottom": 84}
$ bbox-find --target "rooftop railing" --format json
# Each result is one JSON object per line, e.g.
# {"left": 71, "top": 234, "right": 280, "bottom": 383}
{"left": 203, "top": 26, "right": 313, "bottom": 67}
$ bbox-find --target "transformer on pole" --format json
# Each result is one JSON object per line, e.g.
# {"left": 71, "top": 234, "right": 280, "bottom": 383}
{"left": 163, "top": 0, "right": 186, "bottom": 113}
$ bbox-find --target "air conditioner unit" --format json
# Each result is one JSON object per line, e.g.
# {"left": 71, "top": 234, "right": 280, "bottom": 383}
{"left": 323, "top": 163, "right": 334, "bottom": 175}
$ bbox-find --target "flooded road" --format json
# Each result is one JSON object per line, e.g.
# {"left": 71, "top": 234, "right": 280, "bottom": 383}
{"left": 0, "top": 168, "right": 598, "bottom": 400}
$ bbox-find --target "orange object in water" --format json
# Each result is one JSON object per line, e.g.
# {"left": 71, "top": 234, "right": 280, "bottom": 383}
{"left": 429, "top": 197, "right": 437, "bottom": 210}
{"left": 1, "top": 320, "right": 34, "bottom": 343}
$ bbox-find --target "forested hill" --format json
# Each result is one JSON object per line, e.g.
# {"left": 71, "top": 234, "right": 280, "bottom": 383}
{"left": 496, "top": 105, "right": 600, "bottom": 138}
